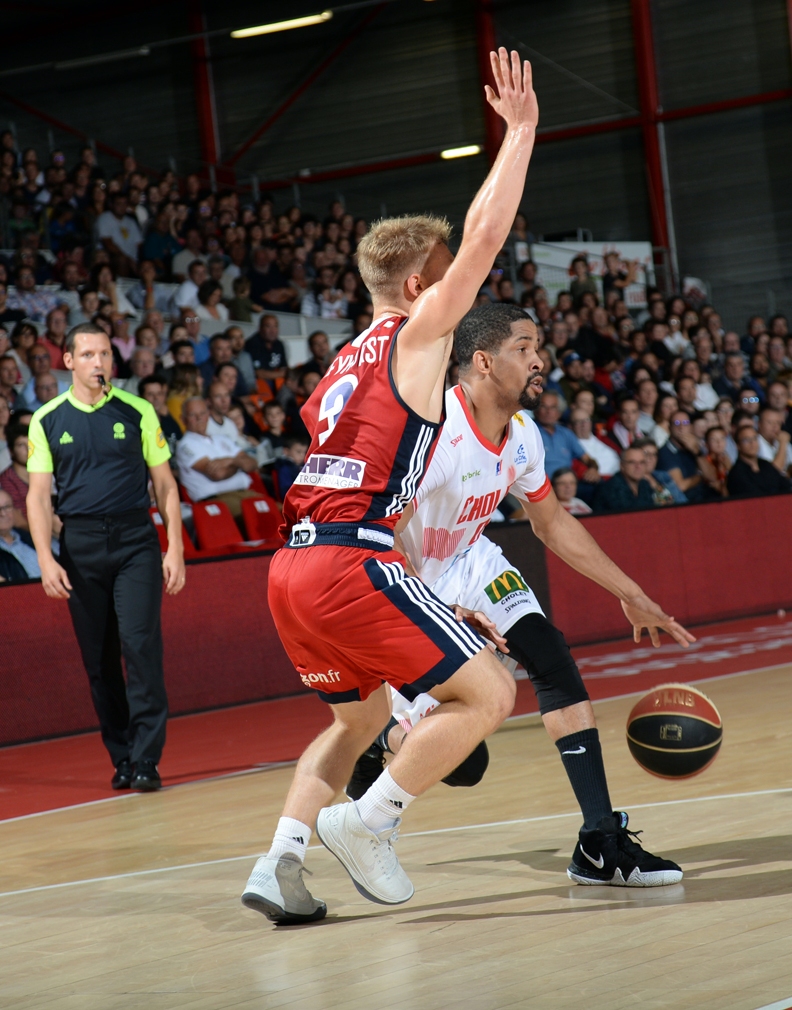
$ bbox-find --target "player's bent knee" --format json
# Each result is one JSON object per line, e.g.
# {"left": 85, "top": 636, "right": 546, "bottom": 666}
{"left": 505, "top": 613, "right": 589, "bottom": 715}
{"left": 442, "top": 740, "right": 489, "bottom": 787}
{"left": 432, "top": 649, "right": 515, "bottom": 727}
{"left": 476, "top": 653, "right": 516, "bottom": 729}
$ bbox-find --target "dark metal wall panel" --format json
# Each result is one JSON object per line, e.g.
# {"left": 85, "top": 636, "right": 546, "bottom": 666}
{"left": 526, "top": 127, "right": 651, "bottom": 241}
{"left": 494, "top": 0, "right": 640, "bottom": 129}
{"left": 653, "top": 0, "right": 792, "bottom": 110}
{"left": 0, "top": 3, "right": 200, "bottom": 174}
{"left": 664, "top": 101, "right": 792, "bottom": 328}
{"left": 488, "top": 1, "right": 649, "bottom": 241}
{"left": 210, "top": 0, "right": 481, "bottom": 180}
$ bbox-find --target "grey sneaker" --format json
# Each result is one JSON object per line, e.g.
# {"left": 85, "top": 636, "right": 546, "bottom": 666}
{"left": 316, "top": 801, "right": 414, "bottom": 906}
{"left": 241, "top": 854, "right": 327, "bottom": 923}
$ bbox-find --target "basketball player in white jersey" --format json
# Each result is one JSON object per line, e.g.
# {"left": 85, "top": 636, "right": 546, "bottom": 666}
{"left": 347, "top": 302, "right": 693, "bottom": 887}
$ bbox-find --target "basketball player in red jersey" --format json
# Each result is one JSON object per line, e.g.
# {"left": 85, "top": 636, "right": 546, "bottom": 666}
{"left": 242, "top": 50, "right": 543, "bottom": 923}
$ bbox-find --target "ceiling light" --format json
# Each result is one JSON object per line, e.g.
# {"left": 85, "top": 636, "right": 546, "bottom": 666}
{"left": 231, "top": 11, "right": 333, "bottom": 39}
{"left": 440, "top": 145, "right": 482, "bottom": 160}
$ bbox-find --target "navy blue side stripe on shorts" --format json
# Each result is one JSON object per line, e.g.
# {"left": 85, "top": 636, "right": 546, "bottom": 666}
{"left": 364, "top": 557, "right": 486, "bottom": 700}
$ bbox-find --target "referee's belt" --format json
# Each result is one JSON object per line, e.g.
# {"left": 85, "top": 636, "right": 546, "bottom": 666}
{"left": 63, "top": 508, "right": 151, "bottom": 526}
{"left": 286, "top": 519, "right": 394, "bottom": 552}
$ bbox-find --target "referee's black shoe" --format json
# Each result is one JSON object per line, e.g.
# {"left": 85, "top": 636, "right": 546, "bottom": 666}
{"left": 567, "top": 811, "right": 683, "bottom": 887}
{"left": 130, "top": 760, "right": 162, "bottom": 792}
{"left": 111, "top": 759, "right": 133, "bottom": 790}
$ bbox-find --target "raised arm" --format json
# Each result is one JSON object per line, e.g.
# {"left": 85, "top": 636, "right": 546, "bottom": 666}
{"left": 394, "top": 51, "right": 538, "bottom": 417}
{"left": 401, "top": 50, "right": 538, "bottom": 352}
{"left": 522, "top": 489, "right": 695, "bottom": 648}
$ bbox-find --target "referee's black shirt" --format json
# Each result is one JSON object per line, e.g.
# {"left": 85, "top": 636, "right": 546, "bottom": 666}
{"left": 27, "top": 385, "right": 171, "bottom": 515}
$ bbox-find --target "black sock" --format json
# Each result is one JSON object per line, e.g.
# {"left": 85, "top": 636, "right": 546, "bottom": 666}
{"left": 555, "top": 728, "right": 612, "bottom": 830}
{"left": 376, "top": 716, "right": 399, "bottom": 753}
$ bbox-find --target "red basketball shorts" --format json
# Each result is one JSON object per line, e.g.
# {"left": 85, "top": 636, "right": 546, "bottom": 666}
{"left": 268, "top": 544, "right": 486, "bottom": 703}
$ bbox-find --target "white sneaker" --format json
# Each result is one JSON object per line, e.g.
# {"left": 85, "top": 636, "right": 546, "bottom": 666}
{"left": 241, "top": 854, "right": 327, "bottom": 923}
{"left": 316, "top": 802, "right": 414, "bottom": 905}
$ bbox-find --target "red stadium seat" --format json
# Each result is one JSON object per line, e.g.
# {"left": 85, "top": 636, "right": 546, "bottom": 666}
{"left": 192, "top": 501, "right": 246, "bottom": 551}
{"left": 149, "top": 507, "right": 198, "bottom": 558}
{"left": 248, "top": 471, "right": 267, "bottom": 495}
{"left": 241, "top": 494, "right": 282, "bottom": 544}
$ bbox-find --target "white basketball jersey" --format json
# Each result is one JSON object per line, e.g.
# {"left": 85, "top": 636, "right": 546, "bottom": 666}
{"left": 401, "top": 385, "right": 550, "bottom": 585}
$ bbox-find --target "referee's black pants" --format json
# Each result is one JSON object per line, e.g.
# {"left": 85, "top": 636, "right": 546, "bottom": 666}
{"left": 60, "top": 510, "right": 168, "bottom": 768}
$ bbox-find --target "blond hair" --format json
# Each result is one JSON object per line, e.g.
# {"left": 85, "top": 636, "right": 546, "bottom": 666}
{"left": 357, "top": 214, "right": 452, "bottom": 299}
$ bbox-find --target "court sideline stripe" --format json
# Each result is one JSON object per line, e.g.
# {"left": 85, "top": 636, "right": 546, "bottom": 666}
{"left": 0, "top": 786, "right": 789, "bottom": 901}
{"left": 752, "top": 1000, "right": 792, "bottom": 1010}
{"left": 3, "top": 658, "right": 786, "bottom": 827}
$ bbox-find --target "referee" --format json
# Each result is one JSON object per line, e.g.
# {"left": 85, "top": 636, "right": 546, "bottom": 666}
{"left": 27, "top": 322, "right": 185, "bottom": 792}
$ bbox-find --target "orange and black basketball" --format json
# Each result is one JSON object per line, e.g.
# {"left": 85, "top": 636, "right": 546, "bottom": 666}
{"left": 626, "top": 683, "right": 723, "bottom": 779}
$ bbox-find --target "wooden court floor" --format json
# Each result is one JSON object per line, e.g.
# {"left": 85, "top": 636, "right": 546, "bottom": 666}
{"left": 1, "top": 665, "right": 791, "bottom": 1010}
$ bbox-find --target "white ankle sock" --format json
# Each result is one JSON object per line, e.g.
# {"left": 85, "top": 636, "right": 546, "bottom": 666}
{"left": 355, "top": 768, "right": 416, "bottom": 834}
{"left": 268, "top": 817, "right": 312, "bottom": 862}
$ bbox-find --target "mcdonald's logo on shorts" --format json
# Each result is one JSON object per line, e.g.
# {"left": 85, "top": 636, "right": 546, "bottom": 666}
{"left": 484, "top": 569, "right": 530, "bottom": 604}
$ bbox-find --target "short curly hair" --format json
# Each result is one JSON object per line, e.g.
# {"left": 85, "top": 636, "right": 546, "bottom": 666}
{"left": 455, "top": 303, "right": 531, "bottom": 371}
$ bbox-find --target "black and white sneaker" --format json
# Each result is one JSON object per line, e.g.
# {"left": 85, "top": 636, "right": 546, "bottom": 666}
{"left": 567, "top": 811, "right": 683, "bottom": 887}
{"left": 344, "top": 744, "right": 385, "bottom": 801}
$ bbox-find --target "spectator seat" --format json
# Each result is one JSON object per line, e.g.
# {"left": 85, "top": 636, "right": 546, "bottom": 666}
{"left": 241, "top": 494, "right": 282, "bottom": 544}
{"left": 192, "top": 501, "right": 246, "bottom": 551}
{"left": 149, "top": 507, "right": 198, "bottom": 558}
{"left": 248, "top": 470, "right": 268, "bottom": 496}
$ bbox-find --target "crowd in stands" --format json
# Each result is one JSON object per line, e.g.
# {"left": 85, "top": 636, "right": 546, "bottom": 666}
{"left": 0, "top": 136, "right": 790, "bottom": 578}
{"left": 506, "top": 273, "right": 792, "bottom": 516}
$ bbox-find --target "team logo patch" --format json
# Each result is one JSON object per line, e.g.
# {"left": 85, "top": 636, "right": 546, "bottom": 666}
{"left": 495, "top": 461, "right": 502, "bottom": 475}
{"left": 113, "top": 422, "right": 126, "bottom": 440}
{"left": 294, "top": 454, "right": 366, "bottom": 489}
{"left": 59, "top": 431, "right": 73, "bottom": 445}
{"left": 514, "top": 443, "right": 527, "bottom": 465}
{"left": 156, "top": 426, "right": 166, "bottom": 448}
{"left": 484, "top": 569, "right": 530, "bottom": 605}
{"left": 28, "top": 441, "right": 35, "bottom": 458}
{"left": 513, "top": 413, "right": 525, "bottom": 427}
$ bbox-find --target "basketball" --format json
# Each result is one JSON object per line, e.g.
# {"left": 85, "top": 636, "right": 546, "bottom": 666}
{"left": 626, "top": 683, "right": 723, "bottom": 779}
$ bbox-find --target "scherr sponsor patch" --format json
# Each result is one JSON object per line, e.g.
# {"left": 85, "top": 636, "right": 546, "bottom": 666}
{"left": 294, "top": 454, "right": 367, "bottom": 489}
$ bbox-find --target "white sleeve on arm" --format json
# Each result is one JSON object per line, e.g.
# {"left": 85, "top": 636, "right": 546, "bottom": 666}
{"left": 510, "top": 421, "right": 552, "bottom": 503}
{"left": 414, "top": 437, "right": 452, "bottom": 508}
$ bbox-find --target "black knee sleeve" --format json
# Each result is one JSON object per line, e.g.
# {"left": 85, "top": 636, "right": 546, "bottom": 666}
{"left": 442, "top": 740, "right": 489, "bottom": 788}
{"left": 504, "top": 612, "right": 589, "bottom": 715}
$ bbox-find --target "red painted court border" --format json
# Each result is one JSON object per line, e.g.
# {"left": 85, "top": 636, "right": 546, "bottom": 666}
{"left": 2, "top": 612, "right": 790, "bottom": 822}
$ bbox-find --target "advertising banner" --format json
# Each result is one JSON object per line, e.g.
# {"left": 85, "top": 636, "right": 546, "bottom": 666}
{"left": 531, "top": 240, "right": 655, "bottom": 309}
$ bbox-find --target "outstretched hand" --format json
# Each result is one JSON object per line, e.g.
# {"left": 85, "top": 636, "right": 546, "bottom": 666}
{"left": 484, "top": 48, "right": 539, "bottom": 132}
{"left": 453, "top": 605, "right": 509, "bottom": 653}
{"left": 621, "top": 594, "right": 696, "bottom": 649}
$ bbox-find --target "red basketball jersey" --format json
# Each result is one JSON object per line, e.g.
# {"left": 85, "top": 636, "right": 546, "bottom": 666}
{"left": 283, "top": 314, "right": 442, "bottom": 531}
